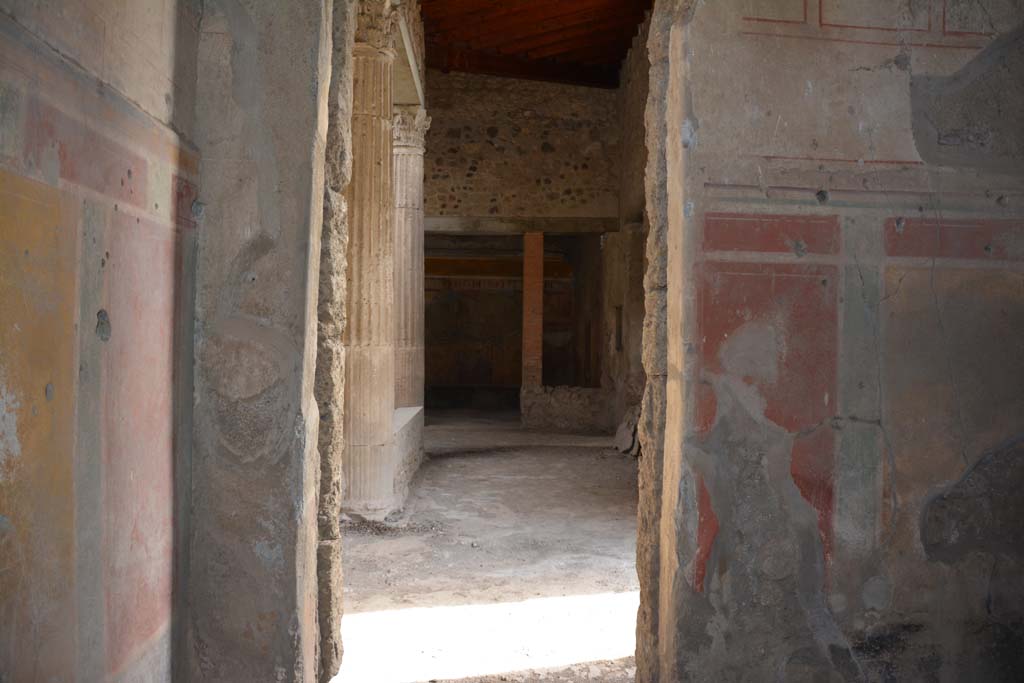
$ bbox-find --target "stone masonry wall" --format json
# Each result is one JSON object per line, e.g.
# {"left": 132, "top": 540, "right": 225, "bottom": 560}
{"left": 520, "top": 385, "right": 615, "bottom": 434}
{"left": 619, "top": 15, "right": 651, "bottom": 229}
{"left": 424, "top": 69, "right": 620, "bottom": 219}
{"left": 601, "top": 227, "right": 646, "bottom": 426}
{"left": 189, "top": 1, "right": 331, "bottom": 679}
{"left": 315, "top": 1, "right": 357, "bottom": 679}
{"left": 0, "top": 3, "right": 200, "bottom": 680}
{"left": 602, "top": 16, "right": 651, "bottom": 429}
{"left": 635, "top": 3, "right": 676, "bottom": 679}
{"left": 643, "top": 0, "right": 1024, "bottom": 680}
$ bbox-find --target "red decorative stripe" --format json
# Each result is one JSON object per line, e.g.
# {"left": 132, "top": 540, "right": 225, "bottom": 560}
{"left": 704, "top": 213, "right": 840, "bottom": 255}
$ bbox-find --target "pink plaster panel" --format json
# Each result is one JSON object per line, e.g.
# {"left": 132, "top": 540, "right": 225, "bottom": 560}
{"left": 102, "top": 209, "right": 182, "bottom": 674}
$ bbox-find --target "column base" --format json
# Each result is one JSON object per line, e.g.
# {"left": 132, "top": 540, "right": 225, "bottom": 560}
{"left": 342, "top": 406, "right": 424, "bottom": 520}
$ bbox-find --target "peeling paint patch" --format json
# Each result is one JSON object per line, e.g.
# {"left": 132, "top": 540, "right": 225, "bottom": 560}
{"left": 0, "top": 369, "right": 21, "bottom": 476}
{"left": 681, "top": 118, "right": 698, "bottom": 149}
{"left": 698, "top": 255, "right": 839, "bottom": 586}
{"left": 253, "top": 540, "right": 285, "bottom": 574}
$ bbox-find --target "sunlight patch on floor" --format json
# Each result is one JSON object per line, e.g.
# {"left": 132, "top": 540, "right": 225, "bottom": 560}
{"left": 332, "top": 591, "right": 639, "bottom": 683}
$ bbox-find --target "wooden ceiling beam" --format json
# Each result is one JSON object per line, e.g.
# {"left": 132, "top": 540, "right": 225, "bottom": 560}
{"left": 549, "top": 39, "right": 637, "bottom": 66}
{"left": 425, "top": 0, "right": 624, "bottom": 34}
{"left": 487, "top": 14, "right": 642, "bottom": 55}
{"left": 448, "top": 2, "right": 626, "bottom": 46}
{"left": 426, "top": 41, "right": 619, "bottom": 89}
{"left": 420, "top": 0, "right": 512, "bottom": 22}
{"left": 424, "top": 0, "right": 550, "bottom": 27}
{"left": 526, "top": 27, "right": 637, "bottom": 60}
{"left": 421, "top": 0, "right": 651, "bottom": 86}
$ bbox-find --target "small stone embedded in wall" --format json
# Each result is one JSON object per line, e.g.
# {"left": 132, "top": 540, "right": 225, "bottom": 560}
{"left": 95, "top": 309, "right": 111, "bottom": 341}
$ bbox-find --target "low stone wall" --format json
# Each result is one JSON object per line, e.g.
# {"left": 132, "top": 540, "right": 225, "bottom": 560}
{"left": 342, "top": 406, "right": 425, "bottom": 522}
{"left": 520, "top": 386, "right": 615, "bottom": 434}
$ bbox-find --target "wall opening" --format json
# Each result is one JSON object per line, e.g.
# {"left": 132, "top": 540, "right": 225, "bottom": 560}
{"left": 334, "top": 2, "right": 656, "bottom": 681}
{"left": 423, "top": 234, "right": 525, "bottom": 413}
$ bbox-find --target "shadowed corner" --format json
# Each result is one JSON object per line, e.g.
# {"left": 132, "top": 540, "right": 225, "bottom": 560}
{"left": 169, "top": 2, "right": 202, "bottom": 680}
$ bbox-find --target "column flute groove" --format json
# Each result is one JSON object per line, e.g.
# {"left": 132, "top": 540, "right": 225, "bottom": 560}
{"left": 393, "top": 105, "right": 430, "bottom": 409}
{"left": 342, "top": 1, "right": 398, "bottom": 518}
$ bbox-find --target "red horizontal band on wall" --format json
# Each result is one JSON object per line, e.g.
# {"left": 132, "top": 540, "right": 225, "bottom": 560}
{"left": 24, "top": 97, "right": 149, "bottom": 209}
{"left": 704, "top": 213, "right": 840, "bottom": 255}
{"left": 884, "top": 217, "right": 1024, "bottom": 261}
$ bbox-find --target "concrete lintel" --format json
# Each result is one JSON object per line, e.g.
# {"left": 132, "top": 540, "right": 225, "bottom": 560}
{"left": 426, "top": 215, "right": 619, "bottom": 235}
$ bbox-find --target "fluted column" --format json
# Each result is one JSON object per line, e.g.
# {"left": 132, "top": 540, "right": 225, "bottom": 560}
{"left": 343, "top": 1, "right": 397, "bottom": 519}
{"left": 393, "top": 106, "right": 430, "bottom": 408}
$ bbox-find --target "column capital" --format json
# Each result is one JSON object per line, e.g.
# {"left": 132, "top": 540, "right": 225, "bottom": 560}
{"left": 393, "top": 106, "right": 431, "bottom": 150}
{"left": 355, "top": 0, "right": 397, "bottom": 51}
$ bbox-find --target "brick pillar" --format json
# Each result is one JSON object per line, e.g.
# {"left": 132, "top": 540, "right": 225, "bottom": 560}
{"left": 522, "top": 232, "right": 544, "bottom": 387}
{"left": 343, "top": 1, "right": 397, "bottom": 519}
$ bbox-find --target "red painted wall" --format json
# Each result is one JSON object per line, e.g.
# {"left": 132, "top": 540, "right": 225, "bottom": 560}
{"left": 694, "top": 214, "right": 840, "bottom": 588}
{"left": 0, "top": 13, "right": 196, "bottom": 680}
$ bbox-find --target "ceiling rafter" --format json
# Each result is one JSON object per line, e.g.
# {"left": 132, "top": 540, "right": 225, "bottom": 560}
{"left": 422, "top": 0, "right": 651, "bottom": 88}
{"left": 488, "top": 14, "right": 642, "bottom": 55}
{"left": 435, "top": 1, "right": 628, "bottom": 44}
{"left": 525, "top": 28, "right": 637, "bottom": 61}
{"left": 550, "top": 41, "right": 637, "bottom": 66}
{"left": 426, "top": 41, "right": 619, "bottom": 88}
{"left": 425, "top": 0, "right": 622, "bottom": 32}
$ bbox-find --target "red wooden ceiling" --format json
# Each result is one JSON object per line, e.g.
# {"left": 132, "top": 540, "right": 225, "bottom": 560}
{"left": 422, "top": 0, "right": 652, "bottom": 89}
